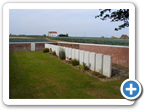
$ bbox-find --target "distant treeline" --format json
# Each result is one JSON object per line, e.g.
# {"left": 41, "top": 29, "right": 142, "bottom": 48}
{"left": 58, "top": 34, "right": 68, "bottom": 37}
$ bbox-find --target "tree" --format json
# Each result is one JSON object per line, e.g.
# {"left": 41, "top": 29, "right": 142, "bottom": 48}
{"left": 66, "top": 33, "right": 68, "bottom": 37}
{"left": 95, "top": 9, "right": 129, "bottom": 31}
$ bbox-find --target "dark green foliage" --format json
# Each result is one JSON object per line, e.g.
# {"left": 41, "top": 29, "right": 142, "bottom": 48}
{"left": 59, "top": 49, "right": 65, "bottom": 60}
{"left": 92, "top": 71, "right": 101, "bottom": 76}
{"left": 95, "top": 9, "right": 129, "bottom": 31}
{"left": 51, "top": 51, "right": 56, "bottom": 55}
{"left": 71, "top": 59, "right": 79, "bottom": 66}
{"left": 98, "top": 75, "right": 106, "bottom": 78}
{"left": 43, "top": 48, "right": 49, "bottom": 53}
{"left": 91, "top": 71, "right": 106, "bottom": 78}
{"left": 58, "top": 34, "right": 68, "bottom": 37}
{"left": 82, "top": 62, "right": 91, "bottom": 70}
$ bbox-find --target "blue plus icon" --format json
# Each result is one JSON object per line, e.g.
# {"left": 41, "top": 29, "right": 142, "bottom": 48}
{"left": 126, "top": 83, "right": 137, "bottom": 95}
{"left": 121, "top": 79, "right": 142, "bottom": 100}
{"left": 124, "top": 82, "right": 138, "bottom": 97}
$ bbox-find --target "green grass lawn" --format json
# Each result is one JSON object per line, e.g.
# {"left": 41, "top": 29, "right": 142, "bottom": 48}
{"left": 9, "top": 51, "right": 125, "bottom": 99}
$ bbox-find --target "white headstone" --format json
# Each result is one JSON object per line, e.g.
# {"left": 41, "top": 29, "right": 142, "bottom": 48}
{"left": 102, "top": 55, "right": 112, "bottom": 77}
{"left": 55, "top": 45, "right": 58, "bottom": 51}
{"left": 58, "top": 46, "right": 62, "bottom": 53}
{"left": 45, "top": 44, "right": 47, "bottom": 48}
{"left": 95, "top": 54, "right": 103, "bottom": 74}
{"left": 53, "top": 45, "right": 57, "bottom": 55}
{"left": 89, "top": 52, "right": 96, "bottom": 71}
{"left": 58, "top": 46, "right": 65, "bottom": 56}
{"left": 56, "top": 46, "right": 60, "bottom": 56}
{"left": 31, "top": 43, "right": 35, "bottom": 51}
{"left": 62, "top": 47, "right": 66, "bottom": 52}
{"left": 68, "top": 48, "right": 72, "bottom": 59}
{"left": 53, "top": 45, "right": 56, "bottom": 52}
{"left": 84, "top": 51, "right": 90, "bottom": 66}
{"left": 45, "top": 44, "right": 49, "bottom": 48}
{"left": 75, "top": 49, "right": 80, "bottom": 61}
{"left": 51, "top": 45, "right": 54, "bottom": 51}
{"left": 62, "top": 47, "right": 66, "bottom": 59}
{"left": 79, "top": 50, "right": 84, "bottom": 65}
{"left": 72, "top": 49, "right": 76, "bottom": 59}
{"left": 65, "top": 47, "right": 69, "bottom": 60}
{"left": 49, "top": 45, "right": 52, "bottom": 51}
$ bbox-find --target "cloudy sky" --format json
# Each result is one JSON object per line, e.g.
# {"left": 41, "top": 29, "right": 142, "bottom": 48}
{"left": 9, "top": 9, "right": 129, "bottom": 38}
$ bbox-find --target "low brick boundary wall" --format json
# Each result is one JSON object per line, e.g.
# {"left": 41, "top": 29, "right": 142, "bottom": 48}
{"left": 9, "top": 43, "right": 47, "bottom": 52}
{"left": 35, "top": 43, "right": 45, "bottom": 51}
{"left": 9, "top": 43, "right": 31, "bottom": 52}
{"left": 9, "top": 42, "right": 129, "bottom": 67}
{"left": 57, "top": 43, "right": 79, "bottom": 49}
{"left": 79, "top": 44, "right": 129, "bottom": 67}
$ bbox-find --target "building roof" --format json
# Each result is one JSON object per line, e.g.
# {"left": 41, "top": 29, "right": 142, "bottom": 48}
{"left": 49, "top": 31, "right": 57, "bottom": 33}
{"left": 121, "top": 34, "right": 128, "bottom": 38}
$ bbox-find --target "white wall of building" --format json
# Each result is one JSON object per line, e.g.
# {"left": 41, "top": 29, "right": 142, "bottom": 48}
{"left": 48, "top": 33, "right": 57, "bottom": 37}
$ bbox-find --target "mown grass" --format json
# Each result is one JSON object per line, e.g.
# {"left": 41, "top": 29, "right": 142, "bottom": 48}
{"left": 9, "top": 51, "right": 125, "bottom": 99}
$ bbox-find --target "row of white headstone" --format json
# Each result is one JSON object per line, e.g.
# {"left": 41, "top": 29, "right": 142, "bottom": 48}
{"left": 45, "top": 43, "right": 112, "bottom": 77}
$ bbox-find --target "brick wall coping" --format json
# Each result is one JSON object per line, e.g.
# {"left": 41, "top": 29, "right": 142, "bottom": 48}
{"left": 57, "top": 42, "right": 129, "bottom": 48}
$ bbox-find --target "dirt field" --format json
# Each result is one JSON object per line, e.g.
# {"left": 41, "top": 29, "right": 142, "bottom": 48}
{"left": 9, "top": 37, "right": 33, "bottom": 39}
{"left": 46, "top": 38, "right": 73, "bottom": 43}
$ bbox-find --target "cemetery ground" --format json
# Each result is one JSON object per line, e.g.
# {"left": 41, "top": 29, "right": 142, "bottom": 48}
{"left": 9, "top": 51, "right": 126, "bottom": 99}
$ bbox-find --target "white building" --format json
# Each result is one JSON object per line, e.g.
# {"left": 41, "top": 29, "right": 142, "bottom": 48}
{"left": 48, "top": 31, "right": 57, "bottom": 37}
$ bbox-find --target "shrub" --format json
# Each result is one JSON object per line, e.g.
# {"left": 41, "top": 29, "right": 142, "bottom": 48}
{"left": 76, "top": 65, "right": 84, "bottom": 70}
{"left": 51, "top": 51, "right": 56, "bottom": 55}
{"left": 59, "top": 48, "right": 65, "bottom": 60}
{"left": 92, "top": 71, "right": 101, "bottom": 76}
{"left": 43, "top": 48, "right": 49, "bottom": 53}
{"left": 82, "top": 62, "right": 91, "bottom": 70}
{"left": 98, "top": 75, "right": 106, "bottom": 78}
{"left": 71, "top": 59, "right": 79, "bottom": 66}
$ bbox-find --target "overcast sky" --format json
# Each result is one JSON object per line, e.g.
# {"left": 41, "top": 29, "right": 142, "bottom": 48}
{"left": 9, "top": 9, "right": 129, "bottom": 38}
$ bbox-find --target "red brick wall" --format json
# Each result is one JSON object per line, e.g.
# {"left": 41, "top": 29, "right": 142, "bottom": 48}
{"left": 35, "top": 43, "right": 45, "bottom": 51}
{"left": 9, "top": 43, "right": 46, "bottom": 52}
{"left": 47, "top": 43, "right": 58, "bottom": 45}
{"left": 9, "top": 43, "right": 31, "bottom": 52}
{"left": 57, "top": 43, "right": 79, "bottom": 49}
{"left": 9, "top": 42, "right": 129, "bottom": 67}
{"left": 79, "top": 44, "right": 129, "bottom": 67}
